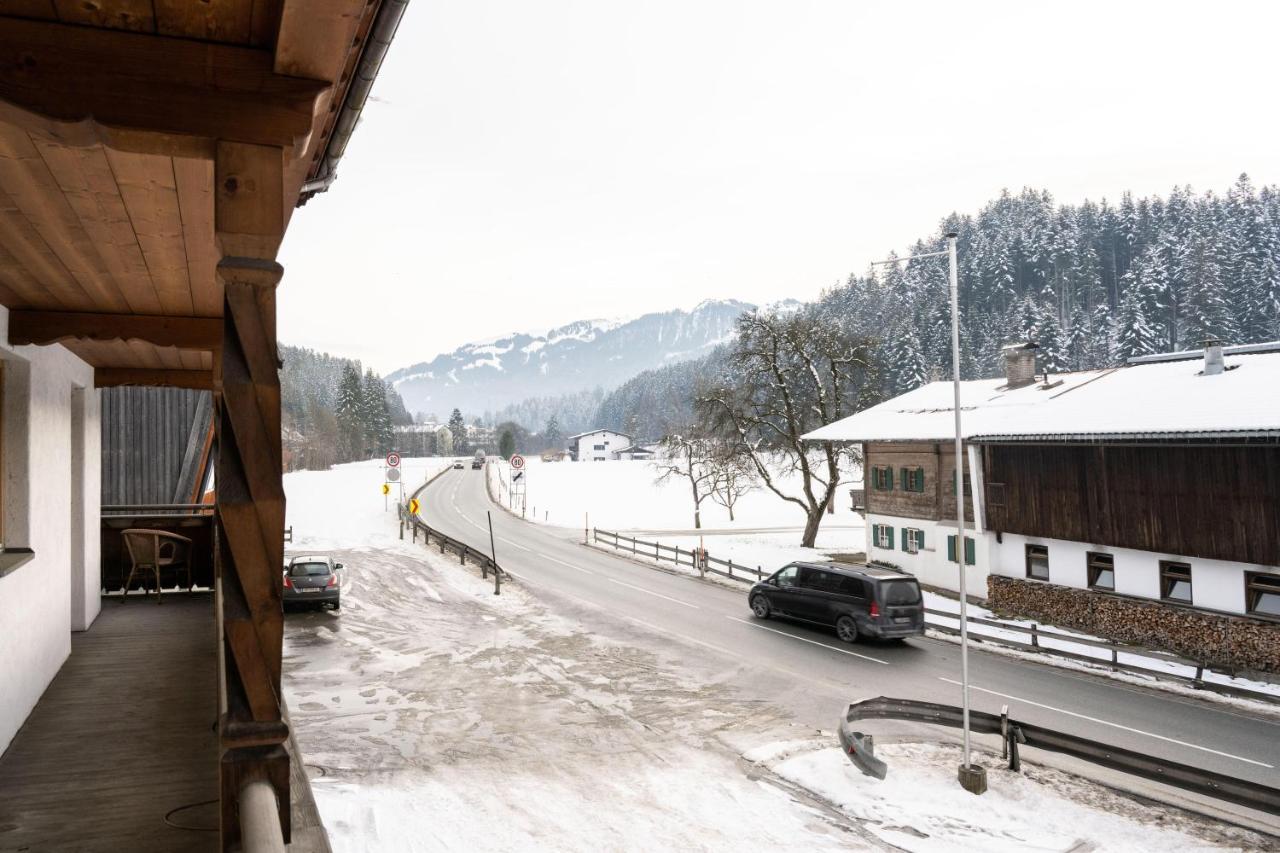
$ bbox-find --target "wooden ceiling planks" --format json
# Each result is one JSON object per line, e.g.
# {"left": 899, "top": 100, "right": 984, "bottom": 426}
{"left": 105, "top": 147, "right": 195, "bottom": 317}
{"left": 0, "top": 123, "right": 132, "bottom": 313}
{"left": 153, "top": 0, "right": 252, "bottom": 45}
{"left": 30, "top": 135, "right": 159, "bottom": 315}
{"left": 0, "top": 181, "right": 85, "bottom": 310}
{"left": 173, "top": 157, "right": 221, "bottom": 317}
{"left": 52, "top": 0, "right": 155, "bottom": 33}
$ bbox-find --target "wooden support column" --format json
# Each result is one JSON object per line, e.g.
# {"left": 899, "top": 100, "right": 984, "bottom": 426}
{"left": 214, "top": 141, "right": 290, "bottom": 850}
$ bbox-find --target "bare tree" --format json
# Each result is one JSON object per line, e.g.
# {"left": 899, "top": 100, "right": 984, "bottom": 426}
{"left": 697, "top": 308, "right": 878, "bottom": 547}
{"left": 707, "top": 442, "right": 757, "bottom": 522}
{"left": 653, "top": 433, "right": 718, "bottom": 529}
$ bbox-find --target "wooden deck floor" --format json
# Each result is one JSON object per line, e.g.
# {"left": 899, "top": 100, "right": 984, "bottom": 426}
{"left": 0, "top": 593, "right": 219, "bottom": 852}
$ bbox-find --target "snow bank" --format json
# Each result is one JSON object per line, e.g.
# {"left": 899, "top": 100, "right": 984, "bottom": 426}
{"left": 749, "top": 739, "right": 1256, "bottom": 852}
{"left": 491, "top": 457, "right": 864, "bottom": 532}
{"left": 285, "top": 457, "right": 461, "bottom": 552}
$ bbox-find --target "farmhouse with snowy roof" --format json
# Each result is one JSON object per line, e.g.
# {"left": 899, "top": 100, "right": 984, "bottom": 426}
{"left": 567, "top": 428, "right": 638, "bottom": 461}
{"left": 805, "top": 340, "right": 1280, "bottom": 672}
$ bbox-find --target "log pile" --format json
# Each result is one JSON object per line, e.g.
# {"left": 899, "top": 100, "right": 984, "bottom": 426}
{"left": 987, "top": 575, "right": 1280, "bottom": 674}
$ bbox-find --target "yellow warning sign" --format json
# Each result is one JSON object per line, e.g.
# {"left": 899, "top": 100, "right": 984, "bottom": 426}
{"left": 408, "top": 498, "right": 421, "bottom": 515}
{"left": 381, "top": 483, "right": 390, "bottom": 495}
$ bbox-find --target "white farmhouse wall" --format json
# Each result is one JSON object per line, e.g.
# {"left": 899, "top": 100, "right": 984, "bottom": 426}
{"left": 0, "top": 309, "right": 101, "bottom": 754}
{"left": 865, "top": 513, "right": 991, "bottom": 597}
{"left": 988, "top": 532, "right": 1275, "bottom": 617}
{"left": 573, "top": 429, "right": 630, "bottom": 462}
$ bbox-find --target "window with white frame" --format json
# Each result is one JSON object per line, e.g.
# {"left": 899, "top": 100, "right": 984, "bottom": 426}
{"left": 872, "top": 524, "right": 894, "bottom": 549}
{"left": 902, "top": 527, "right": 924, "bottom": 554}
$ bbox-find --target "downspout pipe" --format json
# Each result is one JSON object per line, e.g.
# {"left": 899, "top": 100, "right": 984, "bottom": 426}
{"left": 299, "top": 0, "right": 410, "bottom": 203}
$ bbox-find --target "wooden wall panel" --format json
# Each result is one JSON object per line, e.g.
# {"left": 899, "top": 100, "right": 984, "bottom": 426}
{"left": 106, "top": 149, "right": 194, "bottom": 315}
{"left": 984, "top": 444, "right": 1280, "bottom": 566}
{"left": 865, "top": 441, "right": 973, "bottom": 523}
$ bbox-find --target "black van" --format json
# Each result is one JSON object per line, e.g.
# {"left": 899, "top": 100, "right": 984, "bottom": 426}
{"left": 748, "top": 562, "right": 924, "bottom": 643}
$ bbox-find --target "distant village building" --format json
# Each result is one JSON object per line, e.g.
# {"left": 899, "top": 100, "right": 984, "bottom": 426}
{"left": 807, "top": 340, "right": 1280, "bottom": 671}
{"left": 567, "top": 429, "right": 634, "bottom": 461}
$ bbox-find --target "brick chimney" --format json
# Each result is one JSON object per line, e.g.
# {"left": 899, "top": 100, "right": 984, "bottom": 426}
{"left": 1001, "top": 342, "right": 1039, "bottom": 389}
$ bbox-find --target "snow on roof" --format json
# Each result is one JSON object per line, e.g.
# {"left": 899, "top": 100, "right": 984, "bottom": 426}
{"left": 804, "top": 350, "right": 1280, "bottom": 444}
{"left": 567, "top": 429, "right": 632, "bottom": 441}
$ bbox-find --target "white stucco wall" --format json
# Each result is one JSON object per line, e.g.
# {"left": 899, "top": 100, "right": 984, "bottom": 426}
{"left": 0, "top": 310, "right": 101, "bottom": 754}
{"left": 572, "top": 429, "right": 630, "bottom": 462}
{"left": 866, "top": 513, "right": 991, "bottom": 597}
{"left": 988, "top": 532, "right": 1278, "bottom": 616}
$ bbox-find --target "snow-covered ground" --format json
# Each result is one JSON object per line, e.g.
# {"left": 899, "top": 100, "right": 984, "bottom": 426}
{"left": 489, "top": 456, "right": 864, "bottom": 534}
{"left": 278, "top": 460, "right": 1266, "bottom": 851}
{"left": 744, "top": 738, "right": 1258, "bottom": 852}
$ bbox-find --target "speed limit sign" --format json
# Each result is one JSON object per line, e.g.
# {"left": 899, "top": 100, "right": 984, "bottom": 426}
{"left": 385, "top": 451, "right": 401, "bottom": 468}
{"left": 509, "top": 454, "right": 525, "bottom": 470}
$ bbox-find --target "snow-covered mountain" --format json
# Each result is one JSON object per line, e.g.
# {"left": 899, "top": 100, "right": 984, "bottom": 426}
{"left": 387, "top": 300, "right": 753, "bottom": 419}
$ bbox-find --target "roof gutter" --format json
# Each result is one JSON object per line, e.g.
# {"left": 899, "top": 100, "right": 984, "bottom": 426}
{"left": 298, "top": 0, "right": 409, "bottom": 205}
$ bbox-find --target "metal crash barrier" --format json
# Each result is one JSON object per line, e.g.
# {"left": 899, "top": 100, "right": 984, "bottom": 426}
{"left": 838, "top": 697, "right": 1280, "bottom": 816}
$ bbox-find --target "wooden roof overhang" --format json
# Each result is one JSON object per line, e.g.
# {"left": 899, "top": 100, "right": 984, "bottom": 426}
{"left": 0, "top": 1, "right": 391, "bottom": 388}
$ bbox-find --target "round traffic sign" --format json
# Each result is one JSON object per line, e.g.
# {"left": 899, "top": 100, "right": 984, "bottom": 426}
{"left": 510, "top": 454, "right": 526, "bottom": 470}
{"left": 386, "top": 451, "right": 401, "bottom": 468}
{"left": 386, "top": 468, "right": 401, "bottom": 483}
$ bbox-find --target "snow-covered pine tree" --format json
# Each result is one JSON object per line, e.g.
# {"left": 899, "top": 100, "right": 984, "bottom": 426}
{"left": 1036, "top": 306, "right": 1069, "bottom": 373}
{"left": 1065, "top": 305, "right": 1090, "bottom": 371}
{"left": 887, "top": 326, "right": 928, "bottom": 393}
{"left": 1114, "top": 290, "right": 1160, "bottom": 361}
{"left": 335, "top": 363, "right": 364, "bottom": 461}
{"left": 448, "top": 408, "right": 468, "bottom": 454}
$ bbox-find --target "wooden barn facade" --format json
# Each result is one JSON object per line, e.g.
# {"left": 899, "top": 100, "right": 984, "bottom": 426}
{"left": 0, "top": 2, "right": 406, "bottom": 849}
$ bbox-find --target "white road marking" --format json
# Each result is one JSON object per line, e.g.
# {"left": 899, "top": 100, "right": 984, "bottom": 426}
{"left": 725, "top": 616, "right": 890, "bottom": 665}
{"left": 607, "top": 578, "right": 699, "bottom": 609}
{"left": 537, "top": 554, "right": 595, "bottom": 575}
{"left": 498, "top": 537, "right": 530, "bottom": 552}
{"left": 936, "top": 678, "right": 1273, "bottom": 768}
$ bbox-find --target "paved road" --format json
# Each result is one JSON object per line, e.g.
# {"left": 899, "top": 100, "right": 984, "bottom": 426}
{"left": 418, "top": 467, "right": 1280, "bottom": 794}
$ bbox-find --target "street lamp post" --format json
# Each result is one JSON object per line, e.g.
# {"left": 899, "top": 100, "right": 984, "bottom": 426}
{"left": 872, "top": 231, "right": 986, "bottom": 794}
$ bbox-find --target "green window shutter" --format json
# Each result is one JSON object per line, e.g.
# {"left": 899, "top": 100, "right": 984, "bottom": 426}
{"left": 917, "top": 529, "right": 925, "bottom": 550}
{"left": 965, "top": 537, "right": 976, "bottom": 565}
{"left": 887, "top": 527, "right": 895, "bottom": 550}
{"left": 915, "top": 467, "right": 925, "bottom": 492}
{"left": 947, "top": 535, "right": 956, "bottom": 562}
{"left": 885, "top": 467, "right": 893, "bottom": 491}
{"left": 901, "top": 527, "right": 909, "bottom": 552}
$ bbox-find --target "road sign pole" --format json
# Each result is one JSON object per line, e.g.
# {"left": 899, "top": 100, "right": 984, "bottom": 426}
{"left": 488, "top": 510, "right": 498, "bottom": 566}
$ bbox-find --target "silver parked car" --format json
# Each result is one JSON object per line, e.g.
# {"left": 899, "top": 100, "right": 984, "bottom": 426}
{"left": 283, "top": 555, "right": 342, "bottom": 610}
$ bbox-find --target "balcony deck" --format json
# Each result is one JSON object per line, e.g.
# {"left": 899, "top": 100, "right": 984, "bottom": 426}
{"left": 0, "top": 593, "right": 219, "bottom": 851}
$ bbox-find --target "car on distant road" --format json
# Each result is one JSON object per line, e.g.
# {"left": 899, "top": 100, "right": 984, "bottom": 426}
{"left": 748, "top": 562, "right": 923, "bottom": 643}
{"left": 283, "top": 555, "right": 342, "bottom": 611}
{"left": 453, "top": 462, "right": 464, "bottom": 470}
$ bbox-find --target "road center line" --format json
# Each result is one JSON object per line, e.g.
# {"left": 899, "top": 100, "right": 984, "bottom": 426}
{"left": 725, "top": 616, "right": 889, "bottom": 665}
{"left": 537, "top": 554, "right": 595, "bottom": 575}
{"left": 607, "top": 578, "right": 699, "bottom": 609}
{"left": 936, "top": 678, "right": 1273, "bottom": 768}
{"left": 498, "top": 537, "right": 530, "bottom": 552}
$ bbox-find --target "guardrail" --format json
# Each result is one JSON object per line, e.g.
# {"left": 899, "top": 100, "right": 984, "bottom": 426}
{"left": 592, "top": 527, "right": 765, "bottom": 582}
{"left": 592, "top": 526, "right": 1280, "bottom": 706}
{"left": 841, "top": 696, "right": 1280, "bottom": 816}
{"left": 402, "top": 472, "right": 504, "bottom": 591}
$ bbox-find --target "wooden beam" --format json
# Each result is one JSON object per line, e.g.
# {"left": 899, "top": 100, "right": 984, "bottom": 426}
{"left": 0, "top": 18, "right": 329, "bottom": 157}
{"left": 95, "top": 368, "right": 213, "bottom": 390}
{"left": 10, "top": 310, "right": 221, "bottom": 349}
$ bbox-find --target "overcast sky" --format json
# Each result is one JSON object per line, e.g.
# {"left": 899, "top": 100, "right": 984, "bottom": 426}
{"left": 277, "top": 0, "right": 1280, "bottom": 375}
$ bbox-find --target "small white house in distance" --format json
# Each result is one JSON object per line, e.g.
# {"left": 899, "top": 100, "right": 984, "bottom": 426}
{"left": 804, "top": 340, "right": 1280, "bottom": 674}
{"left": 567, "top": 429, "right": 632, "bottom": 461}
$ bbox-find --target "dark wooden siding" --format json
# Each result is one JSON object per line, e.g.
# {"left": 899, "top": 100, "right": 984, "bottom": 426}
{"left": 865, "top": 441, "right": 973, "bottom": 523}
{"left": 101, "top": 387, "right": 213, "bottom": 505}
{"left": 983, "top": 444, "right": 1280, "bottom": 566}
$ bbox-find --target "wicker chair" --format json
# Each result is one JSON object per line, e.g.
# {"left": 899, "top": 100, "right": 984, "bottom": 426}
{"left": 121, "top": 529, "right": 193, "bottom": 604}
